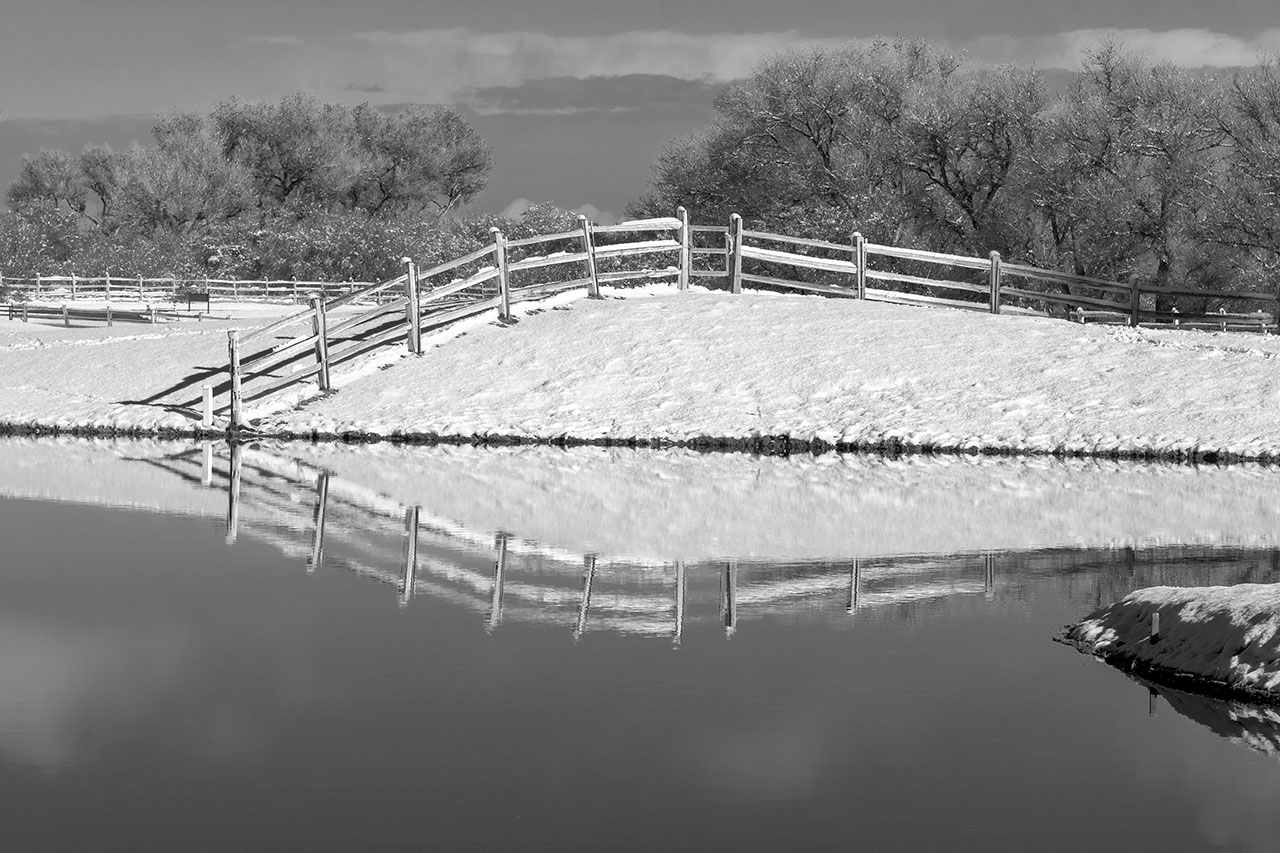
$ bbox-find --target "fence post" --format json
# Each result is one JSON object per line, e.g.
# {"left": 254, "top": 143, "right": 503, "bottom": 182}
{"left": 988, "top": 251, "right": 1002, "bottom": 314}
{"left": 36, "top": 275, "right": 42, "bottom": 298}
{"left": 138, "top": 275, "right": 144, "bottom": 301}
{"left": 728, "top": 213, "right": 743, "bottom": 294}
{"left": 148, "top": 304, "right": 156, "bottom": 324}
{"left": 853, "top": 232, "right": 867, "bottom": 299}
{"left": 292, "top": 277, "right": 299, "bottom": 303}
{"left": 578, "top": 215, "right": 600, "bottom": 298}
{"left": 62, "top": 304, "right": 69, "bottom": 327}
{"left": 676, "top": 206, "right": 691, "bottom": 291}
{"left": 171, "top": 276, "right": 177, "bottom": 299}
{"left": 403, "top": 257, "right": 421, "bottom": 354}
{"left": 105, "top": 275, "right": 111, "bottom": 301}
{"left": 106, "top": 304, "right": 112, "bottom": 327}
{"left": 22, "top": 303, "right": 28, "bottom": 323}
{"left": 310, "top": 294, "right": 332, "bottom": 390}
{"left": 227, "top": 330, "right": 243, "bottom": 431}
{"left": 1129, "top": 274, "right": 1140, "bottom": 327}
{"left": 491, "top": 227, "right": 512, "bottom": 321}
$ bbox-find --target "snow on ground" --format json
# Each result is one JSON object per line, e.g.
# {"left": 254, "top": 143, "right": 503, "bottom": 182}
{"left": 0, "top": 301, "right": 365, "bottom": 432}
{"left": 7, "top": 285, "right": 1280, "bottom": 460}
{"left": 1064, "top": 585, "right": 1280, "bottom": 701}
{"left": 256, "top": 286, "right": 1280, "bottom": 458}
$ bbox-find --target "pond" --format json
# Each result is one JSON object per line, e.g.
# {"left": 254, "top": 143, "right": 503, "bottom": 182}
{"left": 2, "top": 440, "right": 1280, "bottom": 851}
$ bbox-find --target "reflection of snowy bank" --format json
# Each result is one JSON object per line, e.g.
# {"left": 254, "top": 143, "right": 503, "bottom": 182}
{"left": 1145, "top": 678, "right": 1280, "bottom": 760}
{"left": 2, "top": 438, "right": 1278, "bottom": 641}
{"left": 1064, "top": 585, "right": 1280, "bottom": 702}
{"left": 276, "top": 443, "right": 1280, "bottom": 562}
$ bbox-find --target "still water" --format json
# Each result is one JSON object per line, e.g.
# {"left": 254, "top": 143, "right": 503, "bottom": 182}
{"left": 2, "top": 441, "right": 1280, "bottom": 851}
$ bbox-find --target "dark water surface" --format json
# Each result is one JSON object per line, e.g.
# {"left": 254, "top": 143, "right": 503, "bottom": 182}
{"left": 3, "top": 448, "right": 1280, "bottom": 851}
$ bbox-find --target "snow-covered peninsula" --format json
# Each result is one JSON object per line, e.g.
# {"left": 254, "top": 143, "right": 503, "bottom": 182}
{"left": 6, "top": 285, "right": 1280, "bottom": 461}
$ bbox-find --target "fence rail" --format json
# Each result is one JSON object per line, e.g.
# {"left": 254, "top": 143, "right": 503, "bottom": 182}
{"left": 139, "top": 206, "right": 1275, "bottom": 433}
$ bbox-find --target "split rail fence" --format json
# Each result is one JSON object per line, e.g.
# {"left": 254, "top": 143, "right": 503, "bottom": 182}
{"left": 162, "top": 208, "right": 1276, "bottom": 431}
{"left": 0, "top": 274, "right": 366, "bottom": 303}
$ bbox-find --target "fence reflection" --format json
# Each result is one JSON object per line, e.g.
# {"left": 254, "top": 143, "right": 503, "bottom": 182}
{"left": 143, "top": 441, "right": 1280, "bottom": 642}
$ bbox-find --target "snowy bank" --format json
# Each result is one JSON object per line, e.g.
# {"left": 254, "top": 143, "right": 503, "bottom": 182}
{"left": 8, "top": 286, "right": 1280, "bottom": 461}
{"left": 1063, "top": 585, "right": 1280, "bottom": 702}
{"left": 257, "top": 287, "right": 1280, "bottom": 461}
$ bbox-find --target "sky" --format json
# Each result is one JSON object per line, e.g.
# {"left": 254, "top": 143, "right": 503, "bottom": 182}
{"left": 2, "top": 0, "right": 1280, "bottom": 222}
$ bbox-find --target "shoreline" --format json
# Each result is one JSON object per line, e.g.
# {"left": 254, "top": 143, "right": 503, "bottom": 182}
{"left": 0, "top": 420, "right": 1277, "bottom": 465}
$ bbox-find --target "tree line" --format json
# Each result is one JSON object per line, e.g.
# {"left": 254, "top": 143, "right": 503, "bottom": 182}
{"left": 629, "top": 39, "right": 1280, "bottom": 300}
{"left": 1, "top": 93, "right": 508, "bottom": 283}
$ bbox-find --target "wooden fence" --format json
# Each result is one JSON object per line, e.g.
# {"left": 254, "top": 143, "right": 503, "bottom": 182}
{"left": 157, "top": 207, "right": 1275, "bottom": 431}
{"left": 5, "top": 302, "right": 213, "bottom": 327}
{"left": 0, "top": 274, "right": 371, "bottom": 303}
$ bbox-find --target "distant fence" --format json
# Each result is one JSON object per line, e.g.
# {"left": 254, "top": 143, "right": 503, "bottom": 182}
{"left": 145, "top": 207, "right": 1277, "bottom": 431}
{"left": 0, "top": 274, "right": 373, "bottom": 304}
{"left": 5, "top": 302, "right": 207, "bottom": 327}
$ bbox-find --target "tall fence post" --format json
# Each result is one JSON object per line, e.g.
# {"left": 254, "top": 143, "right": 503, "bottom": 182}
{"left": 853, "top": 232, "right": 867, "bottom": 299}
{"left": 227, "top": 330, "right": 243, "bottom": 431}
{"left": 403, "top": 257, "right": 421, "bottom": 355}
{"left": 988, "top": 251, "right": 1002, "bottom": 314}
{"left": 1129, "top": 274, "right": 1141, "bottom": 327}
{"left": 70, "top": 272, "right": 77, "bottom": 300}
{"left": 728, "top": 213, "right": 743, "bottom": 294}
{"left": 310, "top": 295, "right": 331, "bottom": 391}
{"left": 138, "top": 275, "right": 144, "bottom": 301}
{"left": 676, "top": 206, "right": 691, "bottom": 291}
{"left": 104, "top": 275, "right": 111, "bottom": 301}
{"left": 62, "top": 304, "right": 69, "bottom": 327}
{"left": 578, "top": 215, "right": 600, "bottom": 298}
{"left": 35, "top": 275, "right": 42, "bottom": 298}
{"left": 491, "top": 227, "right": 512, "bottom": 321}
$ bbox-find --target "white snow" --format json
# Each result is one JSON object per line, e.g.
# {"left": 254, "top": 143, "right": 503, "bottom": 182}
{"left": 1065, "top": 585, "right": 1280, "bottom": 700}
{"left": 257, "top": 286, "right": 1280, "bottom": 457}
{"left": 6, "top": 285, "right": 1280, "bottom": 460}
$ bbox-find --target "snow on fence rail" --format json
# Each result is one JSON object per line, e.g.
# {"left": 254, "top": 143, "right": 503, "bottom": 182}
{"left": 149, "top": 207, "right": 1276, "bottom": 432}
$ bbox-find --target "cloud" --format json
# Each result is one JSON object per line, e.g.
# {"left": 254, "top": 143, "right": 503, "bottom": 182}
{"left": 240, "top": 34, "right": 304, "bottom": 47}
{"left": 962, "top": 27, "right": 1280, "bottom": 69}
{"left": 465, "top": 74, "right": 723, "bottom": 116}
{"left": 342, "top": 82, "right": 388, "bottom": 93}
{"left": 326, "top": 29, "right": 854, "bottom": 101}
{"left": 498, "top": 198, "right": 619, "bottom": 226}
{"left": 302, "top": 27, "right": 1280, "bottom": 106}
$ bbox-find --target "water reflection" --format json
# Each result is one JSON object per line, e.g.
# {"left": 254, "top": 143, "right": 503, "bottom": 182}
{"left": 50, "top": 440, "right": 1280, "bottom": 640}
{"left": 1141, "top": 678, "right": 1280, "bottom": 761}
{"left": 3, "top": 439, "right": 1280, "bottom": 850}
